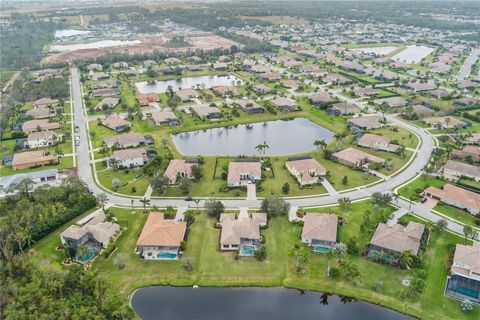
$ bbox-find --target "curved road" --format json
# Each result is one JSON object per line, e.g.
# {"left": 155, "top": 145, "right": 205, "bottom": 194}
{"left": 71, "top": 68, "right": 465, "bottom": 234}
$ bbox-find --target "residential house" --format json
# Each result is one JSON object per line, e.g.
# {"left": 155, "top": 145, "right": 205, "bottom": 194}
{"left": 258, "top": 72, "right": 282, "bottom": 81}
{"left": 353, "top": 87, "right": 378, "bottom": 97}
{"left": 442, "top": 160, "right": 480, "bottom": 182}
{"left": 190, "top": 104, "right": 223, "bottom": 119}
{"left": 430, "top": 89, "right": 451, "bottom": 99}
{"left": 424, "top": 116, "right": 465, "bottom": 129}
{"left": 323, "top": 73, "right": 352, "bottom": 85}
{"left": 236, "top": 100, "right": 265, "bottom": 114}
{"left": 466, "top": 133, "right": 480, "bottom": 145}
{"left": 212, "top": 62, "right": 229, "bottom": 71}
{"left": 406, "top": 104, "right": 435, "bottom": 117}
{"left": 444, "top": 243, "right": 480, "bottom": 305}
{"left": 454, "top": 97, "right": 479, "bottom": 107}
{"left": 310, "top": 92, "right": 331, "bottom": 106}
{"left": 281, "top": 79, "right": 299, "bottom": 91}
{"left": 137, "top": 93, "right": 159, "bottom": 106}
{"left": 301, "top": 213, "right": 338, "bottom": 252}
{"left": 112, "top": 62, "right": 129, "bottom": 69}
{"left": 452, "top": 146, "right": 480, "bottom": 162}
{"left": 333, "top": 147, "right": 384, "bottom": 168}
{"left": 34, "top": 98, "right": 60, "bottom": 108}
{"left": 90, "top": 72, "right": 110, "bottom": 81}
{"left": 95, "top": 97, "right": 119, "bottom": 110}
{"left": 150, "top": 110, "right": 179, "bottom": 126}
{"left": 100, "top": 117, "right": 131, "bottom": 132}
{"left": 91, "top": 88, "right": 118, "bottom": 97}
{"left": 27, "top": 131, "right": 62, "bottom": 149}
{"left": 271, "top": 97, "right": 299, "bottom": 112}
{"left": 424, "top": 183, "right": 480, "bottom": 215}
{"left": 135, "top": 212, "right": 187, "bottom": 260}
{"left": 227, "top": 161, "right": 262, "bottom": 187}
{"left": 87, "top": 63, "right": 102, "bottom": 71}
{"left": 212, "top": 86, "right": 238, "bottom": 97}
{"left": 367, "top": 222, "right": 425, "bottom": 264}
{"left": 285, "top": 157, "right": 326, "bottom": 186}
{"left": 22, "top": 119, "right": 60, "bottom": 133}
{"left": 374, "top": 97, "right": 408, "bottom": 108}
{"left": 358, "top": 133, "right": 400, "bottom": 152}
{"left": 25, "top": 106, "right": 53, "bottom": 119}
{"left": 348, "top": 116, "right": 384, "bottom": 130}
{"left": 60, "top": 209, "right": 120, "bottom": 263}
{"left": 12, "top": 150, "right": 58, "bottom": 170}
{"left": 143, "top": 60, "right": 157, "bottom": 68}
{"left": 164, "top": 159, "right": 197, "bottom": 184}
{"left": 176, "top": 89, "right": 199, "bottom": 102}
{"left": 103, "top": 132, "right": 146, "bottom": 149}
{"left": 402, "top": 82, "right": 436, "bottom": 93}
{"left": 219, "top": 212, "right": 267, "bottom": 255}
{"left": 327, "top": 102, "right": 360, "bottom": 116}
{"left": 0, "top": 169, "right": 59, "bottom": 195}
{"left": 112, "top": 148, "right": 147, "bottom": 168}
{"left": 252, "top": 84, "right": 273, "bottom": 94}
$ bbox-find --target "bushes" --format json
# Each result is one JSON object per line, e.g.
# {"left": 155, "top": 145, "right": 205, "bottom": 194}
{"left": 103, "top": 243, "right": 117, "bottom": 259}
{"left": 254, "top": 246, "right": 267, "bottom": 261}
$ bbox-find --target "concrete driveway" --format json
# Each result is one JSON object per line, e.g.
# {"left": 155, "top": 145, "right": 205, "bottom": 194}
{"left": 247, "top": 184, "right": 257, "bottom": 200}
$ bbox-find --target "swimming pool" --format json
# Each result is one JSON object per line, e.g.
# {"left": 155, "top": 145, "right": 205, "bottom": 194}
{"left": 240, "top": 245, "right": 256, "bottom": 256}
{"left": 313, "top": 246, "right": 332, "bottom": 253}
{"left": 157, "top": 252, "right": 178, "bottom": 260}
{"left": 77, "top": 247, "right": 97, "bottom": 263}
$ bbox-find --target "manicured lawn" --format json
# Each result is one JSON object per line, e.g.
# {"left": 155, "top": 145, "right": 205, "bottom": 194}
{"left": 434, "top": 203, "right": 480, "bottom": 228}
{"left": 32, "top": 202, "right": 478, "bottom": 319}
{"left": 369, "top": 126, "right": 420, "bottom": 149}
{"left": 0, "top": 156, "right": 74, "bottom": 177}
{"left": 397, "top": 175, "right": 446, "bottom": 201}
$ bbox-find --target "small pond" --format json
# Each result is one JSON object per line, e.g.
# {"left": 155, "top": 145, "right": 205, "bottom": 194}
{"left": 135, "top": 74, "right": 244, "bottom": 94}
{"left": 50, "top": 40, "right": 141, "bottom": 53}
{"left": 171, "top": 118, "right": 334, "bottom": 156}
{"left": 131, "top": 286, "right": 415, "bottom": 320}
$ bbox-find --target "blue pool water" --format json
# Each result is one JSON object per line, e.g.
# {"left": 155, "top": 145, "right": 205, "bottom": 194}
{"left": 77, "top": 247, "right": 97, "bottom": 263}
{"left": 240, "top": 245, "right": 256, "bottom": 256}
{"left": 314, "top": 246, "right": 332, "bottom": 253}
{"left": 157, "top": 252, "right": 178, "bottom": 259}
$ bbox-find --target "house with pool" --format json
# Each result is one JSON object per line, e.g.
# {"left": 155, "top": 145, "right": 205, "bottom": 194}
{"left": 227, "top": 161, "right": 262, "bottom": 187}
{"left": 285, "top": 156, "right": 326, "bottom": 186}
{"left": 367, "top": 222, "right": 425, "bottom": 265}
{"left": 135, "top": 212, "right": 187, "bottom": 260}
{"left": 301, "top": 213, "right": 338, "bottom": 252}
{"left": 60, "top": 209, "right": 120, "bottom": 263}
{"left": 219, "top": 212, "right": 267, "bottom": 256}
{"left": 445, "top": 242, "right": 480, "bottom": 305}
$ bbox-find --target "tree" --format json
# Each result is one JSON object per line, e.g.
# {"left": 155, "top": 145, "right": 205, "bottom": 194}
{"left": 205, "top": 200, "right": 225, "bottom": 219}
{"left": 96, "top": 193, "right": 108, "bottom": 212}
{"left": 179, "top": 177, "right": 192, "bottom": 195}
{"left": 111, "top": 178, "right": 121, "bottom": 191}
{"left": 313, "top": 139, "right": 327, "bottom": 153}
{"left": 342, "top": 175, "right": 348, "bottom": 185}
{"left": 139, "top": 197, "right": 150, "bottom": 213}
{"left": 282, "top": 182, "right": 290, "bottom": 194}
{"left": 254, "top": 246, "right": 267, "bottom": 261}
{"left": 255, "top": 140, "right": 269, "bottom": 159}
{"left": 435, "top": 219, "right": 448, "bottom": 232}
{"left": 191, "top": 165, "right": 202, "bottom": 181}
{"left": 150, "top": 174, "right": 169, "bottom": 193}
{"left": 463, "top": 225, "right": 473, "bottom": 244}
{"left": 260, "top": 196, "right": 290, "bottom": 217}
{"left": 340, "top": 257, "right": 360, "bottom": 280}
{"left": 398, "top": 250, "right": 415, "bottom": 269}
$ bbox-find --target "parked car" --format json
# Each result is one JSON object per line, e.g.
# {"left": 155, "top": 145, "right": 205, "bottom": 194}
{"left": 420, "top": 197, "right": 428, "bottom": 203}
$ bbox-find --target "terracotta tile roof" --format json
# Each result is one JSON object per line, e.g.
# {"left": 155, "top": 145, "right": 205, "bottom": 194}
{"left": 164, "top": 159, "right": 195, "bottom": 183}
{"left": 333, "top": 147, "right": 384, "bottom": 165}
{"left": 301, "top": 213, "right": 338, "bottom": 243}
{"left": 150, "top": 110, "right": 178, "bottom": 124}
{"left": 219, "top": 213, "right": 261, "bottom": 245}
{"left": 424, "top": 184, "right": 480, "bottom": 213}
{"left": 286, "top": 158, "right": 326, "bottom": 185}
{"left": 227, "top": 161, "right": 261, "bottom": 185}
{"left": 12, "top": 150, "right": 57, "bottom": 167}
{"left": 136, "top": 212, "right": 186, "bottom": 247}
{"left": 112, "top": 148, "right": 147, "bottom": 161}
{"left": 451, "top": 243, "right": 480, "bottom": 277}
{"left": 101, "top": 117, "right": 131, "bottom": 129}
{"left": 22, "top": 119, "right": 60, "bottom": 132}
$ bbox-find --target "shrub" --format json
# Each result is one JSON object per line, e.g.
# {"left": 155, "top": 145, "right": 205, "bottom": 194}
{"left": 103, "top": 243, "right": 117, "bottom": 259}
{"left": 255, "top": 246, "right": 267, "bottom": 261}
{"left": 183, "top": 258, "right": 194, "bottom": 272}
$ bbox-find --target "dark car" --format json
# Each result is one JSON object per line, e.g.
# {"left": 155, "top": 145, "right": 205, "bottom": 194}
{"left": 185, "top": 197, "right": 193, "bottom": 202}
{"left": 420, "top": 197, "right": 428, "bottom": 203}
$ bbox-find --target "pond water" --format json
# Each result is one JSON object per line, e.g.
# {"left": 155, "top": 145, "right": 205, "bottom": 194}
{"left": 131, "top": 286, "right": 415, "bottom": 320}
{"left": 171, "top": 118, "right": 334, "bottom": 156}
{"left": 49, "top": 40, "right": 141, "bottom": 52}
{"left": 351, "top": 46, "right": 398, "bottom": 56}
{"left": 135, "top": 75, "right": 244, "bottom": 94}
{"left": 54, "top": 29, "right": 91, "bottom": 38}
{"left": 391, "top": 45, "right": 434, "bottom": 64}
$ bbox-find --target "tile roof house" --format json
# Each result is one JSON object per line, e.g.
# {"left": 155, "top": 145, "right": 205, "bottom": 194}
{"left": 348, "top": 116, "right": 384, "bottom": 130}
{"left": 374, "top": 97, "right": 408, "bottom": 108}
{"left": 353, "top": 87, "right": 378, "bottom": 97}
{"left": 443, "top": 160, "right": 480, "bottom": 182}
{"left": 451, "top": 146, "right": 480, "bottom": 162}
{"left": 212, "top": 86, "right": 238, "bottom": 97}
{"left": 190, "top": 104, "right": 223, "bottom": 119}
{"left": 25, "top": 106, "right": 53, "bottom": 119}
{"left": 271, "top": 97, "right": 299, "bottom": 112}
{"left": 103, "top": 132, "right": 145, "bottom": 148}
{"left": 454, "top": 97, "right": 479, "bottom": 107}
{"left": 281, "top": 79, "right": 299, "bottom": 90}
{"left": 402, "top": 82, "right": 436, "bottom": 92}
{"left": 252, "top": 84, "right": 274, "bottom": 94}
{"left": 137, "top": 93, "right": 159, "bottom": 106}
{"left": 112, "top": 148, "right": 147, "bottom": 169}
{"left": 135, "top": 212, "right": 187, "bottom": 260}
{"left": 150, "top": 110, "right": 179, "bottom": 126}
{"left": 407, "top": 105, "right": 435, "bottom": 117}
{"left": 236, "top": 100, "right": 265, "bottom": 114}
{"left": 91, "top": 88, "right": 118, "bottom": 97}
{"left": 466, "top": 133, "right": 480, "bottom": 145}
{"left": 327, "top": 102, "right": 360, "bottom": 116}
{"left": 34, "top": 97, "right": 60, "bottom": 108}
{"left": 424, "top": 116, "right": 465, "bottom": 129}
{"left": 301, "top": 213, "right": 338, "bottom": 251}
{"left": 258, "top": 72, "right": 282, "bottom": 81}
{"left": 286, "top": 157, "right": 326, "bottom": 186}
{"left": 100, "top": 117, "right": 131, "bottom": 132}
{"left": 368, "top": 222, "right": 425, "bottom": 259}
{"left": 445, "top": 243, "right": 480, "bottom": 305}
{"left": 333, "top": 147, "right": 384, "bottom": 168}
{"left": 219, "top": 212, "right": 267, "bottom": 255}
{"left": 424, "top": 183, "right": 480, "bottom": 215}
{"left": 227, "top": 161, "right": 262, "bottom": 187}
{"left": 310, "top": 92, "right": 331, "bottom": 105}
{"left": 12, "top": 150, "right": 58, "bottom": 170}
{"left": 176, "top": 89, "right": 199, "bottom": 102}
{"left": 60, "top": 208, "right": 120, "bottom": 263}
{"left": 164, "top": 159, "right": 196, "bottom": 184}
{"left": 27, "top": 131, "right": 62, "bottom": 149}
{"left": 22, "top": 119, "right": 60, "bottom": 133}
{"left": 358, "top": 133, "right": 400, "bottom": 153}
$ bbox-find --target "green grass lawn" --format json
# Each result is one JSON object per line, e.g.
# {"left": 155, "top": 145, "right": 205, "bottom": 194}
{"left": 397, "top": 175, "right": 446, "bottom": 201}
{"left": 434, "top": 203, "right": 480, "bottom": 228}
{"left": 31, "top": 202, "right": 478, "bottom": 320}
{"left": 369, "top": 126, "right": 420, "bottom": 149}
{"left": 0, "top": 156, "right": 74, "bottom": 177}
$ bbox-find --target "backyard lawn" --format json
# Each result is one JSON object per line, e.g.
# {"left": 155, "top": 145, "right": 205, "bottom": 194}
{"left": 397, "top": 175, "right": 446, "bottom": 201}
{"left": 31, "top": 202, "right": 478, "bottom": 320}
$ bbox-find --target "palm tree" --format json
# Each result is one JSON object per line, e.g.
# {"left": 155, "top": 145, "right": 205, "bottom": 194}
{"left": 96, "top": 193, "right": 108, "bottom": 212}
{"left": 193, "top": 199, "right": 201, "bottom": 214}
{"left": 313, "top": 139, "right": 327, "bottom": 154}
{"left": 255, "top": 141, "right": 269, "bottom": 159}
{"left": 139, "top": 197, "right": 150, "bottom": 213}
{"left": 75, "top": 244, "right": 88, "bottom": 262}
{"left": 397, "top": 250, "right": 415, "bottom": 269}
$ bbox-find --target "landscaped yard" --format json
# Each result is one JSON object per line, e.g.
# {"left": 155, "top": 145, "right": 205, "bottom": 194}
{"left": 434, "top": 203, "right": 480, "bottom": 228}
{"left": 397, "top": 175, "right": 446, "bottom": 201}
{"left": 31, "top": 202, "right": 478, "bottom": 320}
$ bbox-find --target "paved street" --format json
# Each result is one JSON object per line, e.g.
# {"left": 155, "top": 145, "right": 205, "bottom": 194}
{"left": 71, "top": 67, "right": 466, "bottom": 235}
{"left": 456, "top": 48, "right": 479, "bottom": 81}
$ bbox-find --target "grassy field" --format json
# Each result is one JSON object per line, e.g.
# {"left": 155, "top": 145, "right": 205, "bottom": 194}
{"left": 31, "top": 203, "right": 478, "bottom": 320}
{"left": 434, "top": 203, "right": 480, "bottom": 228}
{"left": 397, "top": 175, "right": 446, "bottom": 201}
